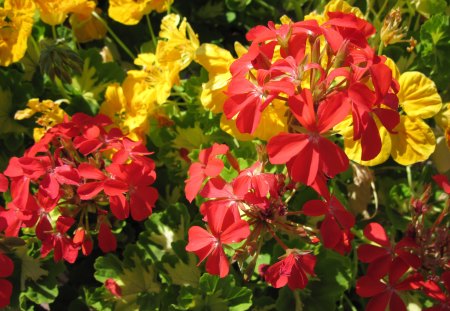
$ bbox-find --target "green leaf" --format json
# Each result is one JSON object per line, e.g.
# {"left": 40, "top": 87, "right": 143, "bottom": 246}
{"left": 14, "top": 246, "right": 47, "bottom": 290}
{"left": 303, "top": 248, "right": 352, "bottom": 311}
{"left": 0, "top": 88, "right": 27, "bottom": 135}
{"left": 19, "top": 257, "right": 65, "bottom": 309}
{"left": 415, "top": 0, "right": 447, "bottom": 17}
{"left": 162, "top": 253, "right": 201, "bottom": 287}
{"left": 172, "top": 274, "right": 252, "bottom": 311}
{"left": 94, "top": 245, "right": 160, "bottom": 311}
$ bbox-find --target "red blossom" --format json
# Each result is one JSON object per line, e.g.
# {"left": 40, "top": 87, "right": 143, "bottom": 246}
{"left": 105, "top": 278, "right": 122, "bottom": 298}
{"left": 302, "top": 196, "right": 355, "bottom": 254}
{"left": 267, "top": 89, "right": 350, "bottom": 196}
{"left": 264, "top": 251, "right": 316, "bottom": 290}
{"left": 185, "top": 143, "right": 229, "bottom": 202}
{"left": 186, "top": 204, "right": 250, "bottom": 277}
{"left": 356, "top": 258, "right": 422, "bottom": 311}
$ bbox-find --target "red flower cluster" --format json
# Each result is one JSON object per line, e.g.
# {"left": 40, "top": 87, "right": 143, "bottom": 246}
{"left": 184, "top": 144, "right": 339, "bottom": 290}
{"left": 224, "top": 12, "right": 400, "bottom": 197}
{"left": 0, "top": 113, "right": 158, "bottom": 263}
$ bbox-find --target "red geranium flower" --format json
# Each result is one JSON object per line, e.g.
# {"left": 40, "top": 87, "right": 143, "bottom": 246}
{"left": 185, "top": 144, "right": 229, "bottom": 202}
{"left": 356, "top": 258, "right": 422, "bottom": 311}
{"left": 186, "top": 204, "right": 250, "bottom": 277}
{"left": 302, "top": 196, "right": 355, "bottom": 254}
{"left": 357, "top": 223, "right": 420, "bottom": 278}
{"left": 264, "top": 250, "right": 316, "bottom": 290}
{"left": 267, "top": 89, "right": 350, "bottom": 196}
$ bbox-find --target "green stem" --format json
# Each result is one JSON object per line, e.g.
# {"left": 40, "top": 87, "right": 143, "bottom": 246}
{"left": 406, "top": 165, "right": 415, "bottom": 196}
{"left": 92, "top": 11, "right": 136, "bottom": 60}
{"left": 51, "top": 25, "right": 57, "bottom": 40}
{"left": 146, "top": 14, "right": 158, "bottom": 48}
{"left": 293, "top": 290, "right": 303, "bottom": 311}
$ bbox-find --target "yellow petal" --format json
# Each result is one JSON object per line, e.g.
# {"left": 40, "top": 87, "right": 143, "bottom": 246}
{"left": 14, "top": 108, "right": 35, "bottom": 120}
{"left": 0, "top": 0, "right": 34, "bottom": 66}
{"left": 108, "top": 0, "right": 152, "bottom": 25}
{"left": 336, "top": 116, "right": 392, "bottom": 166}
{"left": 70, "top": 8, "right": 107, "bottom": 43}
{"left": 431, "top": 136, "right": 450, "bottom": 173}
{"left": 324, "top": 0, "right": 364, "bottom": 19}
{"left": 398, "top": 71, "right": 442, "bottom": 119}
{"left": 195, "top": 43, "right": 233, "bottom": 74}
{"left": 390, "top": 116, "right": 436, "bottom": 165}
{"left": 220, "top": 100, "right": 288, "bottom": 141}
{"left": 383, "top": 57, "right": 401, "bottom": 81}
{"left": 200, "top": 72, "right": 230, "bottom": 113}
{"left": 157, "top": 14, "right": 199, "bottom": 70}
{"left": 234, "top": 41, "right": 247, "bottom": 58}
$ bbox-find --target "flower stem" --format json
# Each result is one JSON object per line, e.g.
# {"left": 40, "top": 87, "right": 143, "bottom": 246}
{"left": 146, "top": 14, "right": 158, "bottom": 48}
{"left": 92, "top": 11, "right": 136, "bottom": 60}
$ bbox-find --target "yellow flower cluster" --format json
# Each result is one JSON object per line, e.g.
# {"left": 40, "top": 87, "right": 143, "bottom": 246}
{"left": 15, "top": 98, "right": 67, "bottom": 142}
{"left": 100, "top": 14, "right": 197, "bottom": 141}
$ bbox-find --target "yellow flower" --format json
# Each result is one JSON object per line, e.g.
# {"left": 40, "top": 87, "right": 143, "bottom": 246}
{"left": 108, "top": 0, "right": 152, "bottom": 25}
{"left": 156, "top": 14, "right": 199, "bottom": 71}
{"left": 0, "top": 0, "right": 34, "bottom": 66}
{"left": 338, "top": 66, "right": 442, "bottom": 166}
{"left": 195, "top": 43, "right": 234, "bottom": 113}
{"left": 69, "top": 8, "right": 107, "bottom": 43}
{"left": 435, "top": 103, "right": 450, "bottom": 149}
{"left": 14, "top": 98, "right": 66, "bottom": 141}
{"left": 195, "top": 42, "right": 247, "bottom": 113}
{"left": 35, "top": 0, "right": 96, "bottom": 26}
{"left": 108, "top": 0, "right": 172, "bottom": 25}
{"left": 100, "top": 79, "right": 153, "bottom": 141}
{"left": 133, "top": 52, "right": 180, "bottom": 105}
{"left": 304, "top": 0, "right": 363, "bottom": 24}
{"left": 220, "top": 99, "right": 288, "bottom": 142}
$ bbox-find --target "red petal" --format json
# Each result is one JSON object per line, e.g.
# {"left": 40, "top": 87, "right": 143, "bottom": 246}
{"left": 77, "top": 181, "right": 104, "bottom": 200}
{"left": 363, "top": 223, "right": 390, "bottom": 247}
{"left": 317, "top": 93, "right": 351, "bottom": 133}
{"left": 206, "top": 246, "right": 229, "bottom": 278}
{"left": 56, "top": 216, "right": 75, "bottom": 234}
{"left": 0, "top": 279, "right": 13, "bottom": 308}
{"left": 356, "top": 275, "right": 386, "bottom": 297}
{"left": 220, "top": 220, "right": 250, "bottom": 244}
{"left": 302, "top": 200, "right": 328, "bottom": 216}
{"left": 105, "top": 279, "right": 122, "bottom": 298}
{"left": 357, "top": 245, "right": 388, "bottom": 263}
{"left": 0, "top": 253, "right": 14, "bottom": 278}
{"left": 98, "top": 223, "right": 117, "bottom": 253}
{"left": 0, "top": 174, "right": 8, "bottom": 192}
{"left": 389, "top": 293, "right": 406, "bottom": 311}
{"left": 389, "top": 257, "right": 409, "bottom": 285}
{"left": 185, "top": 226, "right": 215, "bottom": 254}
{"left": 109, "top": 195, "right": 129, "bottom": 220}
{"left": 366, "top": 291, "right": 391, "bottom": 311}
{"left": 78, "top": 163, "right": 105, "bottom": 180}
{"left": 268, "top": 133, "right": 309, "bottom": 164}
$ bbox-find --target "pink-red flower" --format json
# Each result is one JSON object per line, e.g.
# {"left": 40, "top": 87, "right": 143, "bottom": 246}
{"left": 356, "top": 258, "right": 422, "bottom": 311}
{"left": 185, "top": 143, "right": 229, "bottom": 202}
{"left": 302, "top": 196, "right": 355, "bottom": 254}
{"left": 267, "top": 89, "right": 350, "bottom": 196}
{"left": 264, "top": 250, "right": 316, "bottom": 290}
{"left": 186, "top": 204, "right": 250, "bottom": 277}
